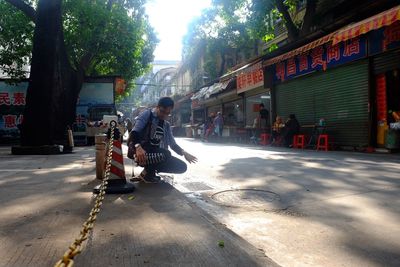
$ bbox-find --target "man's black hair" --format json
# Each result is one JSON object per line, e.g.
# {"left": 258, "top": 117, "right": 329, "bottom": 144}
{"left": 158, "top": 97, "right": 174, "bottom": 108}
{"left": 260, "top": 103, "right": 265, "bottom": 108}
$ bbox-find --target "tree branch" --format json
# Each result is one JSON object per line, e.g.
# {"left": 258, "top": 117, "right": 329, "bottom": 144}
{"left": 4, "top": 0, "right": 36, "bottom": 22}
{"left": 107, "top": 0, "right": 116, "bottom": 10}
{"left": 78, "top": 52, "right": 95, "bottom": 74}
{"left": 300, "top": 0, "right": 318, "bottom": 36}
{"left": 275, "top": 0, "right": 299, "bottom": 41}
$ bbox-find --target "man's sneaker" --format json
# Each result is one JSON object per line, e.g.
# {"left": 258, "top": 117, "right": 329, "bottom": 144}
{"left": 141, "top": 173, "right": 161, "bottom": 184}
{"left": 130, "top": 169, "right": 146, "bottom": 182}
{"left": 139, "top": 170, "right": 161, "bottom": 184}
{"left": 131, "top": 169, "right": 162, "bottom": 183}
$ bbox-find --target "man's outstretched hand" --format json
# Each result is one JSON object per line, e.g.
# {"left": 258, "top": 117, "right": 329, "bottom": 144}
{"left": 183, "top": 151, "right": 198, "bottom": 164}
{"left": 135, "top": 146, "right": 147, "bottom": 166}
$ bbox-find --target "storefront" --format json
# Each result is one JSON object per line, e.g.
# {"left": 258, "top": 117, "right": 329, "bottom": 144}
{"left": 274, "top": 60, "right": 369, "bottom": 147}
{"left": 333, "top": 5, "right": 400, "bottom": 149}
{"left": 236, "top": 61, "right": 271, "bottom": 130}
{"left": 190, "top": 78, "right": 241, "bottom": 136}
{"left": 263, "top": 5, "right": 400, "bottom": 149}
{"left": 206, "top": 102, "right": 222, "bottom": 117}
{"left": 203, "top": 89, "right": 243, "bottom": 137}
{"left": 171, "top": 93, "right": 192, "bottom": 136}
{"left": 223, "top": 98, "right": 244, "bottom": 127}
{"left": 189, "top": 98, "right": 203, "bottom": 123}
{"left": 244, "top": 89, "right": 271, "bottom": 128}
{"left": 368, "top": 22, "right": 400, "bottom": 148}
{"left": 191, "top": 79, "right": 235, "bottom": 120}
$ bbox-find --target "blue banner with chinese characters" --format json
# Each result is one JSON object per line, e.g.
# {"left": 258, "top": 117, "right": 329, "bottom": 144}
{"left": 0, "top": 81, "right": 28, "bottom": 140}
{"left": 274, "top": 36, "right": 367, "bottom": 83}
{"left": 0, "top": 80, "right": 115, "bottom": 142}
{"left": 368, "top": 21, "right": 400, "bottom": 56}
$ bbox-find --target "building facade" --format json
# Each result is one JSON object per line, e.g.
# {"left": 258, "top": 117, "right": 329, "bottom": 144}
{"left": 188, "top": 4, "right": 400, "bottom": 149}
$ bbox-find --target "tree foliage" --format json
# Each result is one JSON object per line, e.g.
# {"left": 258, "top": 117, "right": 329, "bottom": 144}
{"left": 0, "top": 0, "right": 158, "bottom": 90}
{"left": 0, "top": 0, "right": 157, "bottom": 146}
{"left": 182, "top": 0, "right": 319, "bottom": 80}
{"left": 212, "top": 0, "right": 318, "bottom": 42}
{"left": 182, "top": 5, "right": 256, "bottom": 83}
{"left": 0, "top": 1, "right": 34, "bottom": 79}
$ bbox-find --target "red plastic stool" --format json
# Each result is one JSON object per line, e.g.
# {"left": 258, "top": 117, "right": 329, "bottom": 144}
{"left": 317, "top": 134, "right": 329, "bottom": 151}
{"left": 260, "top": 133, "right": 270, "bottom": 145}
{"left": 293, "top": 135, "right": 305, "bottom": 149}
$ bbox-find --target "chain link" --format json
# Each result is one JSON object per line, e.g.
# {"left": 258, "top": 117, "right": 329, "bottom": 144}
{"left": 54, "top": 124, "right": 115, "bottom": 267}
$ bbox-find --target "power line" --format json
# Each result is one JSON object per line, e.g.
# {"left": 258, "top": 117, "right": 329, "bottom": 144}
{"left": 133, "top": 83, "right": 193, "bottom": 88}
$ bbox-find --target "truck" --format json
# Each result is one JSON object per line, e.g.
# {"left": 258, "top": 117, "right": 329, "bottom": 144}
{"left": 0, "top": 76, "right": 122, "bottom": 145}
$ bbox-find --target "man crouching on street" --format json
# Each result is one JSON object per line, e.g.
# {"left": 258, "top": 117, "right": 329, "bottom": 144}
{"left": 131, "top": 97, "right": 198, "bottom": 183}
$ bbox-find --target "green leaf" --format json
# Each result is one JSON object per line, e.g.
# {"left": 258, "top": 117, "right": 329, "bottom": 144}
{"left": 1, "top": 0, "right": 158, "bottom": 83}
{"left": 0, "top": 1, "right": 34, "bottom": 80}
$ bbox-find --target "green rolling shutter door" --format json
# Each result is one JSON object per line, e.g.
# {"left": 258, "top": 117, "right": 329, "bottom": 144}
{"left": 372, "top": 49, "right": 400, "bottom": 74}
{"left": 275, "top": 60, "right": 369, "bottom": 147}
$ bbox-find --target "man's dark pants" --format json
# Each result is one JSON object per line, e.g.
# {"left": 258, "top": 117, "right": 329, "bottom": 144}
{"left": 143, "top": 146, "right": 187, "bottom": 177}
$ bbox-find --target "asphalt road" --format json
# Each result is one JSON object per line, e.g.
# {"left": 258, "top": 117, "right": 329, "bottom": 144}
{"left": 141, "top": 138, "right": 400, "bottom": 267}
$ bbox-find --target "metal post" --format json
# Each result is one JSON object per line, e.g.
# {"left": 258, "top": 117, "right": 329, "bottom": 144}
{"left": 95, "top": 134, "right": 107, "bottom": 180}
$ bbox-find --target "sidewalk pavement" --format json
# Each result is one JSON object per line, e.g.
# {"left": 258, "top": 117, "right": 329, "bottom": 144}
{"left": 0, "top": 146, "right": 278, "bottom": 267}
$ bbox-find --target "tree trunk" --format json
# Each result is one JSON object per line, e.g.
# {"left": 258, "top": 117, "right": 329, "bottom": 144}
{"left": 275, "top": 0, "right": 299, "bottom": 42}
{"left": 253, "top": 39, "right": 260, "bottom": 56}
{"left": 21, "top": 0, "right": 82, "bottom": 146}
{"left": 300, "top": 0, "right": 318, "bottom": 36}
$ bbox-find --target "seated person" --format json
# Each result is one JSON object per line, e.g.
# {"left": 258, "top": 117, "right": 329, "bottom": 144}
{"left": 270, "top": 116, "right": 285, "bottom": 145}
{"left": 282, "top": 114, "right": 300, "bottom": 147}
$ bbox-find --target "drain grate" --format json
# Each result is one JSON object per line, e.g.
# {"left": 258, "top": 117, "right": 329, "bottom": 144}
{"left": 211, "top": 189, "right": 282, "bottom": 209}
{"left": 182, "top": 182, "right": 213, "bottom": 191}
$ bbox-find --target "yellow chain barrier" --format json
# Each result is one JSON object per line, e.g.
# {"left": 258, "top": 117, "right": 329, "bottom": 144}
{"left": 54, "top": 124, "right": 115, "bottom": 267}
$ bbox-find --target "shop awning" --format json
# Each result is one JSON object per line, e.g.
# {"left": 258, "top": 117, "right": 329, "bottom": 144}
{"left": 204, "top": 79, "right": 233, "bottom": 99}
{"left": 190, "top": 86, "right": 209, "bottom": 100}
{"left": 263, "top": 5, "right": 400, "bottom": 67}
{"left": 220, "top": 58, "right": 263, "bottom": 80}
{"left": 332, "top": 5, "right": 400, "bottom": 45}
{"left": 263, "top": 32, "right": 336, "bottom": 67}
{"left": 190, "top": 78, "right": 236, "bottom": 102}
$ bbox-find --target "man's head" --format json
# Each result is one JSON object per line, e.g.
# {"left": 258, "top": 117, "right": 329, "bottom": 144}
{"left": 260, "top": 103, "right": 265, "bottom": 108}
{"left": 156, "top": 97, "right": 174, "bottom": 120}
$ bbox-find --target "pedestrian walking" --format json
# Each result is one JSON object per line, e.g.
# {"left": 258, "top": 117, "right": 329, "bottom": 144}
{"left": 213, "top": 112, "right": 224, "bottom": 139}
{"left": 203, "top": 113, "right": 215, "bottom": 142}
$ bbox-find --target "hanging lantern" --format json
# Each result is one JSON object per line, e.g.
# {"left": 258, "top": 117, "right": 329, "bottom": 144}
{"left": 115, "top": 78, "right": 126, "bottom": 95}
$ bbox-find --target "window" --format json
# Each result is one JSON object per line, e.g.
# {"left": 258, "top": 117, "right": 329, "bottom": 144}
{"left": 245, "top": 92, "right": 271, "bottom": 127}
{"left": 223, "top": 99, "right": 244, "bottom": 126}
{"left": 88, "top": 106, "right": 116, "bottom": 121}
{"left": 207, "top": 105, "right": 222, "bottom": 117}
{"left": 193, "top": 109, "right": 205, "bottom": 124}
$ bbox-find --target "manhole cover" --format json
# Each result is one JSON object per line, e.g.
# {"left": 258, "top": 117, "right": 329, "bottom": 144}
{"left": 211, "top": 189, "right": 281, "bottom": 208}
